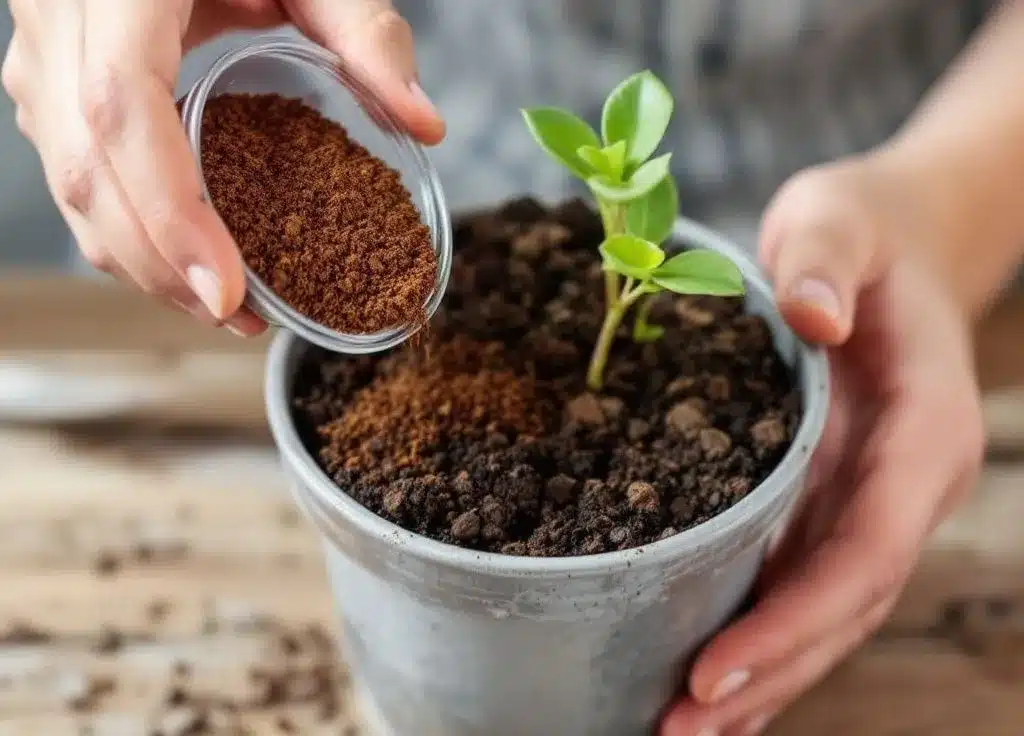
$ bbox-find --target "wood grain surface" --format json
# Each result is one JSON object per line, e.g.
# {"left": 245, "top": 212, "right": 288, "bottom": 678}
{"left": 1, "top": 275, "right": 1023, "bottom": 735}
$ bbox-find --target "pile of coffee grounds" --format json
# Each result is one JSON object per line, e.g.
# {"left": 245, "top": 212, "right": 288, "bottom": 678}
{"left": 200, "top": 93, "right": 437, "bottom": 334}
{"left": 294, "top": 199, "right": 802, "bottom": 557}
{"left": 319, "top": 335, "right": 554, "bottom": 470}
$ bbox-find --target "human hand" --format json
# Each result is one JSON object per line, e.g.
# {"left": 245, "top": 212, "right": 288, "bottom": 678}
{"left": 2, "top": 0, "right": 444, "bottom": 335}
{"left": 661, "top": 155, "right": 986, "bottom": 735}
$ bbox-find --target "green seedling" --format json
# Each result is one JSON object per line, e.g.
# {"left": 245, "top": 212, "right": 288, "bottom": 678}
{"left": 522, "top": 70, "right": 745, "bottom": 391}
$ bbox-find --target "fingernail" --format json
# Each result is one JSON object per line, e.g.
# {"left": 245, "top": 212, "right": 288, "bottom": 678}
{"left": 742, "top": 714, "right": 770, "bottom": 735}
{"left": 223, "top": 312, "right": 252, "bottom": 337}
{"left": 187, "top": 265, "right": 223, "bottom": 318}
{"left": 709, "top": 670, "right": 750, "bottom": 703}
{"left": 409, "top": 80, "right": 439, "bottom": 115}
{"left": 788, "top": 277, "right": 840, "bottom": 321}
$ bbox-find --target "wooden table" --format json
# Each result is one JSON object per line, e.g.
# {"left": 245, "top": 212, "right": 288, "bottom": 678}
{"left": 1, "top": 276, "right": 1023, "bottom": 735}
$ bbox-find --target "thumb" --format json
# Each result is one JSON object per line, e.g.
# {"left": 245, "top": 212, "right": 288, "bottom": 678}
{"left": 283, "top": 0, "right": 445, "bottom": 145}
{"left": 760, "top": 168, "right": 885, "bottom": 345}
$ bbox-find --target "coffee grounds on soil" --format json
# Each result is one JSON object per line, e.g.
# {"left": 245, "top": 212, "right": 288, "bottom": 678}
{"left": 294, "top": 199, "right": 802, "bottom": 557}
{"left": 200, "top": 93, "right": 437, "bottom": 334}
{"left": 319, "top": 335, "right": 554, "bottom": 471}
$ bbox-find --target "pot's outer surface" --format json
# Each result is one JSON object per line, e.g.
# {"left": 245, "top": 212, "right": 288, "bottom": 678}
{"left": 265, "top": 216, "right": 829, "bottom": 736}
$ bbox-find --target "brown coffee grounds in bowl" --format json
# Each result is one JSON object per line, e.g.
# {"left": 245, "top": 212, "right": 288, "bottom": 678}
{"left": 200, "top": 93, "right": 437, "bottom": 334}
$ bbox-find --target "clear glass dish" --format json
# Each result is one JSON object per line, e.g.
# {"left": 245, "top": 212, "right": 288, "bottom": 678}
{"left": 179, "top": 34, "right": 452, "bottom": 354}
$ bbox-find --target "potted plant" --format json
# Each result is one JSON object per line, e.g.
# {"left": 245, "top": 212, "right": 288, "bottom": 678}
{"left": 265, "top": 71, "right": 828, "bottom": 736}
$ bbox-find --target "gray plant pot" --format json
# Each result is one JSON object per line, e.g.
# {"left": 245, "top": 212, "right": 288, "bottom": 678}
{"left": 264, "top": 215, "right": 830, "bottom": 736}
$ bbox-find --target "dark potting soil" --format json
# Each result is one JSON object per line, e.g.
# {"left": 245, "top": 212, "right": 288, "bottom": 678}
{"left": 293, "top": 199, "right": 801, "bottom": 557}
{"left": 200, "top": 93, "right": 437, "bottom": 334}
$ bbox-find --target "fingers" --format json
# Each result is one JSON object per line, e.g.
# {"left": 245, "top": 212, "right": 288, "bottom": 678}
{"left": 284, "top": 0, "right": 446, "bottom": 144}
{"left": 6, "top": 1, "right": 262, "bottom": 335}
{"left": 221, "top": 306, "right": 270, "bottom": 338}
{"left": 674, "top": 370, "right": 982, "bottom": 734}
{"left": 79, "top": 1, "right": 249, "bottom": 321}
{"left": 2, "top": 33, "right": 25, "bottom": 107}
{"left": 183, "top": 2, "right": 285, "bottom": 50}
{"left": 690, "top": 406, "right": 941, "bottom": 703}
{"left": 663, "top": 594, "right": 898, "bottom": 736}
{"left": 67, "top": 145, "right": 206, "bottom": 311}
{"left": 45, "top": 134, "right": 221, "bottom": 324}
{"left": 688, "top": 501, "right": 917, "bottom": 709}
{"left": 759, "top": 165, "right": 887, "bottom": 345}
{"left": 184, "top": 0, "right": 446, "bottom": 145}
{"left": 29, "top": 50, "right": 196, "bottom": 311}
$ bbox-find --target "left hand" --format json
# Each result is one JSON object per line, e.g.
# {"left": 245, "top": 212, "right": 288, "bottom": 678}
{"left": 661, "top": 156, "right": 986, "bottom": 735}
{"left": 1, "top": 0, "right": 442, "bottom": 335}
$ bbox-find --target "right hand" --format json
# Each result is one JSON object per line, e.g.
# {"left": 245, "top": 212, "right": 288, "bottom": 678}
{"left": 661, "top": 156, "right": 985, "bottom": 736}
{"left": 2, "top": 0, "right": 444, "bottom": 335}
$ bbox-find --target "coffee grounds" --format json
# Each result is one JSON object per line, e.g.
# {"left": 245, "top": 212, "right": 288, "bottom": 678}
{"left": 320, "top": 335, "right": 553, "bottom": 471}
{"left": 294, "top": 199, "right": 802, "bottom": 557}
{"left": 200, "top": 93, "right": 437, "bottom": 334}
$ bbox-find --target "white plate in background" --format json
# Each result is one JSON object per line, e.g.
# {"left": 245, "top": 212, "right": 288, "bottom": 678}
{"left": 0, "top": 355, "right": 168, "bottom": 423}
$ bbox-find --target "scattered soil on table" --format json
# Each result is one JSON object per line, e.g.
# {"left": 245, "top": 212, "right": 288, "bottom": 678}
{"left": 147, "top": 599, "right": 172, "bottom": 625}
{"left": 1, "top": 615, "right": 354, "bottom": 732}
{"left": 93, "top": 550, "right": 121, "bottom": 577}
{"left": 149, "top": 620, "right": 349, "bottom": 734}
{"left": 66, "top": 675, "right": 116, "bottom": 713}
{"left": 0, "top": 621, "right": 51, "bottom": 645}
{"left": 200, "top": 93, "right": 436, "bottom": 334}
{"left": 94, "top": 626, "right": 126, "bottom": 654}
{"left": 294, "top": 199, "right": 801, "bottom": 556}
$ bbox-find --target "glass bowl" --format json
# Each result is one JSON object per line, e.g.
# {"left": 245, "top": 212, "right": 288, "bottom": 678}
{"left": 179, "top": 34, "right": 452, "bottom": 354}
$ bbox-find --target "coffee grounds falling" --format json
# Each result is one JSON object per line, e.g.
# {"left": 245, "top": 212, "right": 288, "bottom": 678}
{"left": 200, "top": 93, "right": 437, "bottom": 334}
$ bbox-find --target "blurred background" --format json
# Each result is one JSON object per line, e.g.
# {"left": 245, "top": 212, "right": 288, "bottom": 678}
{"left": 0, "top": 2, "right": 1022, "bottom": 734}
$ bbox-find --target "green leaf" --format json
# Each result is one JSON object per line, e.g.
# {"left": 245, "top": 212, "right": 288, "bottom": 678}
{"left": 604, "top": 140, "right": 627, "bottom": 179}
{"left": 629, "top": 153, "right": 673, "bottom": 193}
{"left": 651, "top": 250, "right": 745, "bottom": 296}
{"left": 601, "top": 70, "right": 674, "bottom": 166}
{"left": 588, "top": 153, "right": 672, "bottom": 203}
{"left": 632, "top": 294, "right": 664, "bottom": 343}
{"left": 633, "top": 321, "right": 665, "bottom": 343}
{"left": 521, "top": 107, "right": 601, "bottom": 179}
{"left": 599, "top": 235, "right": 666, "bottom": 280}
{"left": 578, "top": 140, "right": 629, "bottom": 181}
{"left": 577, "top": 145, "right": 610, "bottom": 175}
{"left": 626, "top": 176, "right": 679, "bottom": 245}
{"left": 587, "top": 176, "right": 629, "bottom": 202}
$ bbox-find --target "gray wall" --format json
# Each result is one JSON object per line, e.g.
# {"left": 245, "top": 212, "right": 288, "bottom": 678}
{"left": 0, "top": 4, "right": 68, "bottom": 269}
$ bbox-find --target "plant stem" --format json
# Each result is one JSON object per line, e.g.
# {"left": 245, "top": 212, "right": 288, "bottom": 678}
{"left": 586, "top": 283, "right": 645, "bottom": 392}
{"left": 597, "top": 198, "right": 627, "bottom": 236}
{"left": 588, "top": 197, "right": 639, "bottom": 390}
{"left": 633, "top": 294, "right": 656, "bottom": 337}
{"left": 597, "top": 199, "right": 628, "bottom": 307}
{"left": 604, "top": 271, "right": 618, "bottom": 308}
